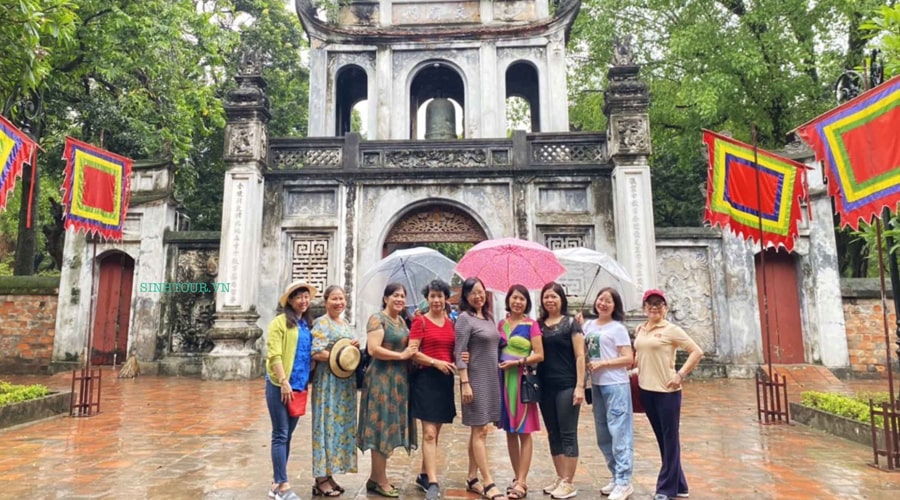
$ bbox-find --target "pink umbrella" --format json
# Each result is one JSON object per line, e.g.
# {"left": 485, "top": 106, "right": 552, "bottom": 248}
{"left": 454, "top": 237, "right": 566, "bottom": 292}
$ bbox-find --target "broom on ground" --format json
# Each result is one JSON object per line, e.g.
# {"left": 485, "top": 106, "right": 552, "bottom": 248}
{"left": 118, "top": 353, "right": 140, "bottom": 379}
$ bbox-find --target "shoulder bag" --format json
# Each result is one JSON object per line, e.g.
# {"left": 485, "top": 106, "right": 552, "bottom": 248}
{"left": 520, "top": 365, "right": 541, "bottom": 404}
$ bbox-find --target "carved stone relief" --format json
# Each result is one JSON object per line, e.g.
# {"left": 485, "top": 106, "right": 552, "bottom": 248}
{"left": 170, "top": 249, "right": 217, "bottom": 354}
{"left": 228, "top": 126, "right": 255, "bottom": 157}
{"left": 343, "top": 180, "right": 356, "bottom": 318}
{"left": 387, "top": 206, "right": 487, "bottom": 243}
{"left": 613, "top": 116, "right": 649, "bottom": 154}
{"left": 284, "top": 189, "right": 338, "bottom": 217}
{"left": 657, "top": 246, "right": 716, "bottom": 353}
{"left": 612, "top": 34, "right": 635, "bottom": 66}
{"left": 537, "top": 187, "right": 589, "bottom": 213}
{"left": 382, "top": 149, "right": 488, "bottom": 168}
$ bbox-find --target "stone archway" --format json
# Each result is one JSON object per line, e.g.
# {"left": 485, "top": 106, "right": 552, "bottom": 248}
{"left": 383, "top": 203, "right": 487, "bottom": 257}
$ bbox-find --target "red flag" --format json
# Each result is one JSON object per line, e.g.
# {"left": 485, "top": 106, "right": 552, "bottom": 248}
{"left": 797, "top": 74, "right": 900, "bottom": 229}
{"left": 703, "top": 130, "right": 808, "bottom": 252}
{"left": 61, "top": 137, "right": 133, "bottom": 241}
{"left": 0, "top": 114, "right": 38, "bottom": 215}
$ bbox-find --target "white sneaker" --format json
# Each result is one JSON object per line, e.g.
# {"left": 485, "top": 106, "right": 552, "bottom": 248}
{"left": 542, "top": 477, "right": 562, "bottom": 495}
{"left": 676, "top": 493, "right": 690, "bottom": 498}
{"left": 550, "top": 479, "right": 577, "bottom": 499}
{"left": 600, "top": 481, "right": 616, "bottom": 495}
{"left": 608, "top": 483, "right": 633, "bottom": 500}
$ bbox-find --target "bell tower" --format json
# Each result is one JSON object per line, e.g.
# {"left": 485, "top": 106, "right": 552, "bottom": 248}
{"left": 296, "top": 0, "right": 580, "bottom": 139}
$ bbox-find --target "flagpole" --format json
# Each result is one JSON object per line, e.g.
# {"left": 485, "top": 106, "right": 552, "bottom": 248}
{"left": 752, "top": 126, "right": 774, "bottom": 378}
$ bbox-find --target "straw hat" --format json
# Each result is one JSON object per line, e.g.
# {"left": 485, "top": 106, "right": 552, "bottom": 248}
{"left": 279, "top": 281, "right": 319, "bottom": 308}
{"left": 328, "top": 338, "right": 361, "bottom": 379}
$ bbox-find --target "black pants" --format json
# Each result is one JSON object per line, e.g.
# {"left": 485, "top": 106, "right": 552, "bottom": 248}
{"left": 640, "top": 388, "right": 689, "bottom": 497}
{"left": 539, "top": 386, "right": 580, "bottom": 457}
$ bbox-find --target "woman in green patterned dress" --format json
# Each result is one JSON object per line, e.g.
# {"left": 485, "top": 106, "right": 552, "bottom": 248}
{"left": 358, "top": 283, "right": 418, "bottom": 498}
{"left": 310, "top": 285, "right": 358, "bottom": 497}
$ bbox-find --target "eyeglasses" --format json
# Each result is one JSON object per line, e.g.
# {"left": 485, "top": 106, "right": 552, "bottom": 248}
{"left": 645, "top": 302, "right": 666, "bottom": 309}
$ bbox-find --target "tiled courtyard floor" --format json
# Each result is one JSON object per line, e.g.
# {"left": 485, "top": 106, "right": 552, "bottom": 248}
{"left": 1, "top": 371, "right": 899, "bottom": 499}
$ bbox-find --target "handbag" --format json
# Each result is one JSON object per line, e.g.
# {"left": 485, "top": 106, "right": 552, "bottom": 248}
{"left": 520, "top": 366, "right": 541, "bottom": 404}
{"left": 355, "top": 348, "right": 370, "bottom": 390}
{"left": 286, "top": 389, "right": 308, "bottom": 417}
{"left": 630, "top": 373, "right": 645, "bottom": 414}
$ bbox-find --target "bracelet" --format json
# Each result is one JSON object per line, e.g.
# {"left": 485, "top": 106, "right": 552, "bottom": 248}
{"left": 430, "top": 358, "right": 436, "bottom": 366}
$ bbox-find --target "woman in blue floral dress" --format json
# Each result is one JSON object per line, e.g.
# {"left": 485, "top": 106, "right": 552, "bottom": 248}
{"left": 310, "top": 285, "right": 358, "bottom": 496}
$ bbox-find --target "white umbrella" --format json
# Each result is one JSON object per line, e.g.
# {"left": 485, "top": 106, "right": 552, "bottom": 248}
{"left": 357, "top": 247, "right": 457, "bottom": 314}
{"left": 553, "top": 247, "right": 642, "bottom": 311}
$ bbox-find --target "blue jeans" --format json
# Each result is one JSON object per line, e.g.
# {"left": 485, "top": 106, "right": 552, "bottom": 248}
{"left": 266, "top": 380, "right": 300, "bottom": 484}
{"left": 591, "top": 383, "right": 634, "bottom": 485}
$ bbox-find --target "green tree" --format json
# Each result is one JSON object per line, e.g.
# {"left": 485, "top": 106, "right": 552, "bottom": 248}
{"left": 569, "top": 0, "right": 880, "bottom": 227}
{"left": 0, "top": 0, "right": 309, "bottom": 271}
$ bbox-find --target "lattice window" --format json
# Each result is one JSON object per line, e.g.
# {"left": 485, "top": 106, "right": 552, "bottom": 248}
{"left": 532, "top": 143, "right": 604, "bottom": 164}
{"left": 544, "top": 234, "right": 587, "bottom": 250}
{"left": 291, "top": 236, "right": 330, "bottom": 295}
{"left": 272, "top": 148, "right": 342, "bottom": 170}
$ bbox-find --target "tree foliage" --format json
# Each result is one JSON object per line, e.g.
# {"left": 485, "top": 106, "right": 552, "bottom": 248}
{"left": 569, "top": 0, "right": 882, "bottom": 227}
{"left": 0, "top": 0, "right": 309, "bottom": 271}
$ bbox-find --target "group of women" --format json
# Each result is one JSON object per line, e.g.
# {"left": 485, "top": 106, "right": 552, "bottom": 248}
{"left": 264, "top": 276, "right": 703, "bottom": 500}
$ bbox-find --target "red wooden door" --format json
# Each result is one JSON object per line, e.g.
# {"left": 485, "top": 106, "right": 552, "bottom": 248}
{"left": 755, "top": 248, "right": 804, "bottom": 364}
{"left": 91, "top": 253, "right": 134, "bottom": 366}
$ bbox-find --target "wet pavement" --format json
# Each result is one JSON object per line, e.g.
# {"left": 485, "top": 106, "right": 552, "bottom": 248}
{"left": 1, "top": 371, "right": 899, "bottom": 499}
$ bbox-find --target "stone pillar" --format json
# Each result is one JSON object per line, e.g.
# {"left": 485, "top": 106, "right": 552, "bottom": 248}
{"left": 203, "top": 49, "right": 270, "bottom": 380}
{"left": 545, "top": 30, "right": 569, "bottom": 132}
{"left": 307, "top": 38, "right": 328, "bottom": 137}
{"left": 605, "top": 45, "right": 657, "bottom": 292}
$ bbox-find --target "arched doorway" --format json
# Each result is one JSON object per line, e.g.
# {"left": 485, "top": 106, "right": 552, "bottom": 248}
{"left": 91, "top": 251, "right": 134, "bottom": 366}
{"left": 383, "top": 203, "right": 488, "bottom": 258}
{"left": 755, "top": 248, "right": 804, "bottom": 364}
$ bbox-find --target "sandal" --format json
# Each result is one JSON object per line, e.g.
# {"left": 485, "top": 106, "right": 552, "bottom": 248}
{"left": 508, "top": 482, "right": 528, "bottom": 499}
{"left": 507, "top": 478, "right": 517, "bottom": 495}
{"left": 312, "top": 477, "right": 341, "bottom": 497}
{"left": 466, "top": 477, "right": 485, "bottom": 495}
{"left": 327, "top": 476, "right": 345, "bottom": 493}
{"left": 372, "top": 483, "right": 400, "bottom": 498}
{"left": 482, "top": 482, "right": 508, "bottom": 500}
{"left": 366, "top": 479, "right": 378, "bottom": 492}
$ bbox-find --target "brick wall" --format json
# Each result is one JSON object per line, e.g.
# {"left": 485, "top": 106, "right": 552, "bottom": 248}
{"left": 842, "top": 297, "right": 897, "bottom": 375}
{"left": 842, "top": 279, "right": 900, "bottom": 377}
{"left": 0, "top": 277, "right": 60, "bottom": 375}
{"left": 0, "top": 294, "right": 58, "bottom": 374}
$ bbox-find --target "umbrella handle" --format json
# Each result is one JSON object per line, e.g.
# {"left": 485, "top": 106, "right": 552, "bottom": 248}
{"left": 581, "top": 266, "right": 604, "bottom": 315}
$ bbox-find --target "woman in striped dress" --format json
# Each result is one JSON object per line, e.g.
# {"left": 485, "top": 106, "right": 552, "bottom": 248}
{"left": 454, "top": 277, "right": 506, "bottom": 500}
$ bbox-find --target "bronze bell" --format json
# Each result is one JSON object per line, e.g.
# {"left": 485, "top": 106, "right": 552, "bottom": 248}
{"left": 424, "top": 98, "right": 456, "bottom": 139}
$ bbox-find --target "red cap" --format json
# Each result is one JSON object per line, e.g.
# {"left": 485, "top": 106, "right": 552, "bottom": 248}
{"left": 642, "top": 288, "right": 666, "bottom": 303}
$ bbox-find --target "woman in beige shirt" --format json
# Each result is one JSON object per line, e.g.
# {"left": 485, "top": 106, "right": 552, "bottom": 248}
{"left": 634, "top": 289, "right": 703, "bottom": 500}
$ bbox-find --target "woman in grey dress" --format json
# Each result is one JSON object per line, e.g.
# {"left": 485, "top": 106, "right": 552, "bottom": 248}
{"left": 455, "top": 277, "right": 506, "bottom": 500}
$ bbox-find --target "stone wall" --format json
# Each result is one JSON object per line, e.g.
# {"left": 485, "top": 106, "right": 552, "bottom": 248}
{"left": 0, "top": 277, "right": 60, "bottom": 374}
{"left": 842, "top": 279, "right": 900, "bottom": 377}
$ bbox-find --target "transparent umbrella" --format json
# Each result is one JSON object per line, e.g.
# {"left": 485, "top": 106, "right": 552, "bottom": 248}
{"left": 357, "top": 247, "right": 457, "bottom": 314}
{"left": 553, "top": 247, "right": 642, "bottom": 311}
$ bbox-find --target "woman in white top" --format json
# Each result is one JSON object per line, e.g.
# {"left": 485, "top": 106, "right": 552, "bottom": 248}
{"left": 582, "top": 287, "right": 634, "bottom": 500}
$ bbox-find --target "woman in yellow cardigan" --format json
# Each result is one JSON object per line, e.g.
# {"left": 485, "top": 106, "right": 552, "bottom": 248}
{"left": 266, "top": 281, "right": 316, "bottom": 500}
